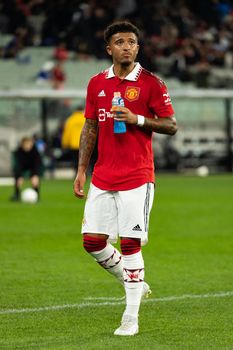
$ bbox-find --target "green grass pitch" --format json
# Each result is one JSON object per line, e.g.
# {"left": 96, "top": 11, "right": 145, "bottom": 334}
{"left": 0, "top": 174, "right": 232, "bottom": 350}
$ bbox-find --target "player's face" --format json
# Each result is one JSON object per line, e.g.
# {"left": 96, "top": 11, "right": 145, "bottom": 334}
{"left": 106, "top": 32, "right": 139, "bottom": 66}
{"left": 22, "top": 139, "right": 33, "bottom": 152}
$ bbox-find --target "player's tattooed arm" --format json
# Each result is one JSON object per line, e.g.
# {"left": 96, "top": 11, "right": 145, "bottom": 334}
{"left": 112, "top": 107, "right": 177, "bottom": 135}
{"left": 144, "top": 116, "right": 177, "bottom": 135}
{"left": 74, "top": 119, "right": 98, "bottom": 198}
{"left": 78, "top": 119, "right": 98, "bottom": 172}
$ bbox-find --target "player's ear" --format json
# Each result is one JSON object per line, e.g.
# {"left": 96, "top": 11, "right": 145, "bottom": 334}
{"left": 106, "top": 45, "right": 112, "bottom": 56}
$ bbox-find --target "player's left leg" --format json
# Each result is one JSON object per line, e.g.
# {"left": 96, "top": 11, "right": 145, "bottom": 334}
{"left": 114, "top": 237, "right": 143, "bottom": 336}
{"left": 31, "top": 175, "right": 40, "bottom": 200}
{"left": 114, "top": 183, "right": 154, "bottom": 336}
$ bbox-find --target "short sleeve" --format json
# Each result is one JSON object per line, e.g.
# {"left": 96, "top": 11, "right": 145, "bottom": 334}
{"left": 149, "top": 78, "right": 175, "bottom": 117}
{"left": 84, "top": 78, "right": 97, "bottom": 120}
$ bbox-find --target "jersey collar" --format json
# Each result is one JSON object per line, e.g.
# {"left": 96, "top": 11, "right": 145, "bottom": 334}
{"left": 106, "top": 62, "right": 142, "bottom": 81}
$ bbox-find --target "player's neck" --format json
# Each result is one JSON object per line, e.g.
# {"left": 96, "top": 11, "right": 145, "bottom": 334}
{"left": 113, "top": 62, "right": 136, "bottom": 79}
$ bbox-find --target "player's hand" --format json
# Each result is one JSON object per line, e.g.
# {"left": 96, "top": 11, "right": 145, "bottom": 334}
{"left": 111, "top": 106, "right": 138, "bottom": 125}
{"left": 73, "top": 172, "right": 86, "bottom": 198}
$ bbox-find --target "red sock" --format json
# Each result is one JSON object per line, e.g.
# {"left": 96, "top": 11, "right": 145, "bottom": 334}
{"left": 83, "top": 235, "right": 107, "bottom": 253}
{"left": 120, "top": 238, "right": 141, "bottom": 255}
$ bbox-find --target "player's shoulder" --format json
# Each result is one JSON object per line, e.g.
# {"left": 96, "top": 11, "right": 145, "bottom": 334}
{"left": 89, "top": 68, "right": 109, "bottom": 82}
{"left": 141, "top": 68, "right": 167, "bottom": 87}
{"left": 87, "top": 69, "right": 108, "bottom": 90}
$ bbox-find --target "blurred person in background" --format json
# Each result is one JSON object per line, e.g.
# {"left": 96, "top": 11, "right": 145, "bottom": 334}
{"left": 50, "top": 59, "right": 66, "bottom": 89}
{"left": 10, "top": 136, "right": 42, "bottom": 202}
{"left": 53, "top": 41, "right": 69, "bottom": 61}
{"left": 2, "top": 26, "right": 31, "bottom": 58}
{"left": 61, "top": 107, "right": 85, "bottom": 171}
{"left": 62, "top": 106, "right": 98, "bottom": 174}
{"left": 73, "top": 21, "right": 177, "bottom": 336}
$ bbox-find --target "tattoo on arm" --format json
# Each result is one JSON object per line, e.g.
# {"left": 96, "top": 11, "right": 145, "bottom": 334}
{"left": 78, "top": 119, "right": 98, "bottom": 171}
{"left": 143, "top": 116, "right": 177, "bottom": 135}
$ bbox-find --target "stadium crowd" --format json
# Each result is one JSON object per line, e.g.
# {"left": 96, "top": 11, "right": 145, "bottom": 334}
{"left": 0, "top": 0, "right": 233, "bottom": 86}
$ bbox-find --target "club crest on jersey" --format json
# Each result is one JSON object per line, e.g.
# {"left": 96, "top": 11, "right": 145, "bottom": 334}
{"left": 124, "top": 86, "right": 140, "bottom": 101}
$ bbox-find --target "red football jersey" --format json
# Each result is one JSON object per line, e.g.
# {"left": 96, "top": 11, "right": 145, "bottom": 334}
{"left": 85, "top": 63, "right": 174, "bottom": 191}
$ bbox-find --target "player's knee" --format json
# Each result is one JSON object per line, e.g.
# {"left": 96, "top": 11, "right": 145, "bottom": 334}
{"left": 83, "top": 234, "right": 107, "bottom": 253}
{"left": 120, "top": 238, "right": 141, "bottom": 255}
{"left": 31, "top": 175, "right": 39, "bottom": 186}
{"left": 16, "top": 177, "right": 23, "bottom": 185}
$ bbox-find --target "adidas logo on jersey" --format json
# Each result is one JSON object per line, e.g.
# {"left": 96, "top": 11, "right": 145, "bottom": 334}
{"left": 132, "top": 224, "right": 142, "bottom": 231}
{"left": 98, "top": 90, "right": 106, "bottom": 97}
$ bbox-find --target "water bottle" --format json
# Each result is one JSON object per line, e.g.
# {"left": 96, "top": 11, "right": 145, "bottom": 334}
{"left": 112, "top": 92, "right": 126, "bottom": 134}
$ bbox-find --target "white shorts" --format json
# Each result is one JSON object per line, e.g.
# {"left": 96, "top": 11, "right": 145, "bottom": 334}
{"left": 81, "top": 183, "right": 154, "bottom": 246}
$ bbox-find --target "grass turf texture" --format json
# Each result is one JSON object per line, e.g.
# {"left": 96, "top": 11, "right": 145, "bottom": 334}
{"left": 0, "top": 174, "right": 232, "bottom": 350}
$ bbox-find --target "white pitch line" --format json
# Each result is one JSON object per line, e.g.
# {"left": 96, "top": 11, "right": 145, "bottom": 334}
{"left": 84, "top": 296, "right": 125, "bottom": 301}
{"left": 0, "top": 301, "right": 124, "bottom": 315}
{"left": 0, "top": 291, "right": 232, "bottom": 316}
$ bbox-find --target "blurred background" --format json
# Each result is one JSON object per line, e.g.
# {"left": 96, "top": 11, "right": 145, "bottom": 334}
{"left": 0, "top": 0, "right": 232, "bottom": 179}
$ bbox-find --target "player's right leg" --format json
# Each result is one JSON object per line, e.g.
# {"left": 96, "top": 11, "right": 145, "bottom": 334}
{"left": 10, "top": 176, "right": 24, "bottom": 201}
{"left": 83, "top": 233, "right": 124, "bottom": 284}
{"left": 81, "top": 183, "right": 124, "bottom": 285}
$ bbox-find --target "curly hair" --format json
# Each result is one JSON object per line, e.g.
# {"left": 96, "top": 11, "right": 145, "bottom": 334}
{"left": 104, "top": 21, "right": 140, "bottom": 43}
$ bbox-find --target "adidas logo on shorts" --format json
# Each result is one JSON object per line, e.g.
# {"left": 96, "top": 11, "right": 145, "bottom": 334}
{"left": 132, "top": 224, "right": 142, "bottom": 231}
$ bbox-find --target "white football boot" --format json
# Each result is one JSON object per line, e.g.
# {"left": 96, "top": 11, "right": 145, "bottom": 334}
{"left": 141, "top": 282, "right": 152, "bottom": 299}
{"left": 114, "top": 282, "right": 151, "bottom": 336}
{"left": 114, "top": 314, "right": 139, "bottom": 336}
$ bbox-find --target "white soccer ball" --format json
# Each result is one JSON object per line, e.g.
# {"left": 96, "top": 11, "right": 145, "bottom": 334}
{"left": 196, "top": 165, "right": 209, "bottom": 177}
{"left": 21, "top": 188, "right": 38, "bottom": 203}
